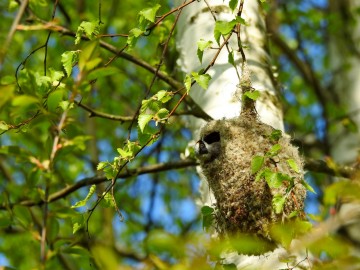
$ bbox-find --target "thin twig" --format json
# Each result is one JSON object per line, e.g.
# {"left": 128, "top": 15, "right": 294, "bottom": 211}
{"left": 0, "top": 0, "right": 29, "bottom": 65}
{"left": 75, "top": 100, "right": 133, "bottom": 122}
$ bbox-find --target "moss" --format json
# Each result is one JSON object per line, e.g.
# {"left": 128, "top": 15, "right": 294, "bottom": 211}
{"left": 197, "top": 116, "right": 306, "bottom": 241}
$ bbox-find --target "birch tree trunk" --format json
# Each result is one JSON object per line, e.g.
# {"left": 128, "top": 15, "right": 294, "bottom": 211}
{"left": 329, "top": 0, "right": 360, "bottom": 245}
{"left": 176, "top": 1, "right": 308, "bottom": 268}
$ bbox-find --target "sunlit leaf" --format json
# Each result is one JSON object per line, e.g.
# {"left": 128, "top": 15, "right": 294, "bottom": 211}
{"left": 251, "top": 155, "right": 264, "bottom": 174}
{"left": 272, "top": 194, "right": 286, "bottom": 214}
{"left": 71, "top": 185, "right": 96, "bottom": 208}
{"left": 214, "top": 20, "right": 236, "bottom": 44}
{"left": 287, "top": 159, "right": 300, "bottom": 173}
{"left": 229, "top": 0, "right": 239, "bottom": 11}
{"left": 184, "top": 74, "right": 192, "bottom": 93}
{"left": 75, "top": 21, "right": 100, "bottom": 44}
{"left": 138, "top": 114, "right": 153, "bottom": 133}
{"left": 243, "top": 90, "right": 260, "bottom": 101}
{"left": 139, "top": 4, "right": 161, "bottom": 23}
{"left": 61, "top": 51, "right": 80, "bottom": 77}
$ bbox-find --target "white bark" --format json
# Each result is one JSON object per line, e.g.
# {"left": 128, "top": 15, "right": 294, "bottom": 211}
{"left": 176, "top": 0, "right": 284, "bottom": 135}
{"left": 176, "top": 1, "right": 308, "bottom": 268}
{"left": 329, "top": 0, "right": 360, "bottom": 246}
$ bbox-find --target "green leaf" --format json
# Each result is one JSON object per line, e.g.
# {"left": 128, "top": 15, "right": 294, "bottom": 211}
{"left": 117, "top": 147, "right": 132, "bottom": 158}
{"left": 97, "top": 161, "right": 109, "bottom": 171}
{"left": 154, "top": 90, "right": 173, "bottom": 103}
{"left": 71, "top": 185, "right": 96, "bottom": 208}
{"left": 251, "top": 155, "right": 264, "bottom": 174}
{"left": 228, "top": 50, "right": 235, "bottom": 66}
{"left": 243, "top": 90, "right": 260, "bottom": 100}
{"left": 236, "top": 16, "right": 247, "bottom": 25}
{"left": 301, "top": 180, "right": 316, "bottom": 194}
{"left": 287, "top": 159, "right": 300, "bottom": 173}
{"left": 12, "top": 95, "right": 39, "bottom": 107}
{"left": 87, "top": 67, "right": 120, "bottom": 81}
{"left": 229, "top": 0, "right": 239, "bottom": 11}
{"left": 270, "top": 129, "right": 282, "bottom": 141}
{"left": 72, "top": 214, "right": 85, "bottom": 234}
{"left": 47, "top": 217, "right": 60, "bottom": 242}
{"left": 138, "top": 114, "right": 153, "bottom": 133}
{"left": 184, "top": 74, "right": 192, "bottom": 93}
{"left": 201, "top": 205, "right": 214, "bottom": 215}
{"left": 127, "top": 28, "right": 145, "bottom": 47}
{"left": 265, "top": 172, "right": 290, "bottom": 188}
{"left": 13, "top": 206, "right": 32, "bottom": 228}
{"left": 61, "top": 51, "right": 79, "bottom": 77}
{"left": 255, "top": 168, "right": 266, "bottom": 182}
{"left": 272, "top": 194, "right": 286, "bottom": 214}
{"left": 267, "top": 144, "right": 282, "bottom": 157}
{"left": 0, "top": 121, "right": 9, "bottom": 131}
{"left": 139, "top": 4, "right": 161, "bottom": 23}
{"left": 214, "top": 20, "right": 236, "bottom": 44}
{"left": 59, "top": 100, "right": 73, "bottom": 111}
{"left": 34, "top": 74, "right": 52, "bottom": 95}
{"left": 75, "top": 21, "right": 100, "bottom": 44}
{"left": 47, "top": 89, "right": 66, "bottom": 112}
{"left": 156, "top": 108, "right": 169, "bottom": 118}
{"left": 197, "top": 39, "right": 213, "bottom": 63}
{"left": 101, "top": 192, "right": 116, "bottom": 208}
{"left": 192, "top": 72, "right": 211, "bottom": 90}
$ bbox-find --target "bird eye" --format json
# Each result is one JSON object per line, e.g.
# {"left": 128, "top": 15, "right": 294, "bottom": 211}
{"left": 203, "top": 131, "right": 220, "bottom": 144}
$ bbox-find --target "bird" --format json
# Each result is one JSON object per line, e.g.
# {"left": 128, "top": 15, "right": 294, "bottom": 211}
{"left": 195, "top": 131, "right": 221, "bottom": 162}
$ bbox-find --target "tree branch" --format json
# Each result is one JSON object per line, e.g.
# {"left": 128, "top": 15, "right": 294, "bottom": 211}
{"left": 49, "top": 25, "right": 212, "bottom": 121}
{"left": 304, "top": 158, "right": 356, "bottom": 178}
{"left": 75, "top": 100, "right": 133, "bottom": 122}
{"left": 0, "top": 159, "right": 198, "bottom": 210}
{"left": 1, "top": 157, "right": 358, "bottom": 211}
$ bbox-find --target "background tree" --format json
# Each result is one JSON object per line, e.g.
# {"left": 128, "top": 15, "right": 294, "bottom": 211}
{"left": 0, "top": 1, "right": 359, "bottom": 269}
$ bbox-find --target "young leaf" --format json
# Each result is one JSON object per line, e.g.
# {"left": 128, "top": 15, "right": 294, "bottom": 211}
{"left": 255, "top": 168, "right": 269, "bottom": 182}
{"left": 101, "top": 192, "right": 116, "bottom": 208}
{"left": 138, "top": 114, "right": 153, "bottom": 133}
{"left": 287, "top": 159, "right": 300, "bottom": 173}
{"left": 139, "top": 4, "right": 161, "bottom": 23}
{"left": 228, "top": 50, "right": 235, "bottom": 66}
{"left": 117, "top": 147, "right": 133, "bottom": 158}
{"left": 270, "top": 129, "right": 282, "bottom": 141}
{"left": 197, "top": 39, "right": 213, "bottom": 63}
{"left": 301, "top": 180, "right": 316, "bottom": 194}
{"left": 71, "top": 185, "right": 96, "bottom": 208}
{"left": 214, "top": 20, "right": 236, "bottom": 44}
{"left": 265, "top": 172, "right": 290, "bottom": 188}
{"left": 272, "top": 194, "right": 286, "bottom": 214}
{"left": 251, "top": 155, "right": 264, "bottom": 174}
{"left": 266, "top": 144, "right": 282, "bottom": 157}
{"left": 192, "top": 72, "right": 211, "bottom": 90}
{"left": 72, "top": 214, "right": 84, "bottom": 234}
{"left": 154, "top": 90, "right": 173, "bottom": 103}
{"left": 201, "top": 205, "right": 214, "bottom": 215}
{"left": 47, "top": 89, "right": 66, "bottom": 112}
{"left": 201, "top": 206, "right": 214, "bottom": 231}
{"left": 236, "top": 16, "right": 247, "bottom": 25}
{"left": 127, "top": 28, "right": 144, "bottom": 47}
{"left": 75, "top": 21, "right": 100, "bottom": 44}
{"left": 184, "top": 74, "right": 192, "bottom": 93}
{"left": 0, "top": 121, "right": 9, "bottom": 131}
{"left": 229, "top": 0, "right": 239, "bottom": 11}
{"left": 61, "top": 51, "right": 79, "bottom": 77}
{"left": 87, "top": 67, "right": 120, "bottom": 81}
{"left": 97, "top": 161, "right": 109, "bottom": 171}
{"left": 243, "top": 90, "right": 260, "bottom": 101}
{"left": 156, "top": 108, "right": 169, "bottom": 120}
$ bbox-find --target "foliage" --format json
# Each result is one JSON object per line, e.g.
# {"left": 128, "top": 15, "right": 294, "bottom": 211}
{"left": 0, "top": 0, "right": 359, "bottom": 269}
